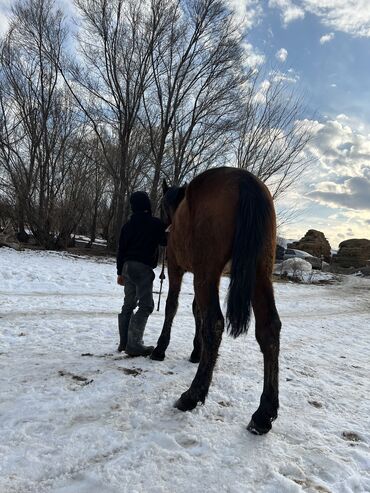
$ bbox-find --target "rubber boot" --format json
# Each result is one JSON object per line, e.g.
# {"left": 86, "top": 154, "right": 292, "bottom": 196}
{"left": 117, "top": 313, "right": 130, "bottom": 352}
{"left": 125, "top": 315, "right": 154, "bottom": 357}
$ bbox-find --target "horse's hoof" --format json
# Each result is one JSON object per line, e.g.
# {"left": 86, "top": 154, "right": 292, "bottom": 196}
{"left": 247, "top": 418, "right": 272, "bottom": 435}
{"left": 189, "top": 352, "right": 200, "bottom": 363}
{"left": 150, "top": 348, "right": 165, "bottom": 361}
{"left": 174, "top": 393, "right": 198, "bottom": 412}
{"left": 117, "top": 344, "right": 125, "bottom": 353}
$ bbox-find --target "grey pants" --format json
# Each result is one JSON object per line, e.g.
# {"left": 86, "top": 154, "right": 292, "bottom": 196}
{"left": 121, "top": 261, "right": 155, "bottom": 349}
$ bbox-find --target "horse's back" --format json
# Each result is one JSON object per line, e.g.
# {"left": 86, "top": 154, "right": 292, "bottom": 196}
{"left": 187, "top": 167, "right": 272, "bottom": 212}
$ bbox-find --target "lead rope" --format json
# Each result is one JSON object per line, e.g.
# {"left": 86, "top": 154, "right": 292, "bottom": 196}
{"left": 157, "top": 247, "right": 166, "bottom": 311}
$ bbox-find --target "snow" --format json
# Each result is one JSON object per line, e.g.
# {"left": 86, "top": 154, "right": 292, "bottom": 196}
{"left": 74, "top": 235, "right": 107, "bottom": 247}
{"left": 1, "top": 248, "right": 370, "bottom": 493}
{"left": 281, "top": 258, "right": 313, "bottom": 274}
{"left": 274, "top": 260, "right": 337, "bottom": 284}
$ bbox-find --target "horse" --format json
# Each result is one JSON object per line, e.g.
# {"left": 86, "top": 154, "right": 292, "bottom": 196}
{"left": 151, "top": 166, "right": 281, "bottom": 435}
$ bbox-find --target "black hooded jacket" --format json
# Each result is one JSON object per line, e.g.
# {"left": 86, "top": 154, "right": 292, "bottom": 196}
{"left": 116, "top": 192, "right": 167, "bottom": 274}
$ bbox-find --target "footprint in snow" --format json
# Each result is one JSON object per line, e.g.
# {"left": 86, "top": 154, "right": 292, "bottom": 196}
{"left": 290, "top": 478, "right": 331, "bottom": 493}
{"left": 175, "top": 435, "right": 200, "bottom": 449}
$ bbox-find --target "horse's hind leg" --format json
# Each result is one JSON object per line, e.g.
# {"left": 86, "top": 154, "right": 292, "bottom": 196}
{"left": 175, "top": 277, "right": 224, "bottom": 411}
{"left": 151, "top": 261, "right": 183, "bottom": 361}
{"left": 248, "top": 274, "right": 281, "bottom": 435}
{"left": 189, "top": 297, "right": 202, "bottom": 363}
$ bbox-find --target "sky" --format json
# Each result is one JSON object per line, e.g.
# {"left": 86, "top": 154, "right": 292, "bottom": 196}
{"left": 0, "top": 0, "right": 369, "bottom": 248}
{"left": 230, "top": 0, "right": 370, "bottom": 248}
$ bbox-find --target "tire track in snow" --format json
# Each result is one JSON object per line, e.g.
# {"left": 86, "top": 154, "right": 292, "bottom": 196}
{"left": 0, "top": 310, "right": 116, "bottom": 319}
{"left": 1, "top": 306, "right": 369, "bottom": 321}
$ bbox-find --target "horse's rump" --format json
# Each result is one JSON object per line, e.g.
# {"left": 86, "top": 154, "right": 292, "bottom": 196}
{"left": 172, "top": 167, "right": 275, "bottom": 336}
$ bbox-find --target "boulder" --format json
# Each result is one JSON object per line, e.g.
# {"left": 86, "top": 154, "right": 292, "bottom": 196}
{"left": 333, "top": 239, "right": 370, "bottom": 268}
{"left": 304, "top": 256, "right": 322, "bottom": 270}
{"left": 288, "top": 229, "right": 331, "bottom": 262}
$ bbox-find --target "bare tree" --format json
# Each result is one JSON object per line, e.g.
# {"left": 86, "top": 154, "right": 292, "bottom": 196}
{"left": 0, "top": 0, "right": 312, "bottom": 253}
{"left": 235, "top": 75, "right": 312, "bottom": 199}
{"left": 142, "top": 0, "right": 247, "bottom": 205}
{"left": 0, "top": 0, "right": 89, "bottom": 248}
{"left": 54, "top": 0, "right": 171, "bottom": 247}
{"left": 82, "top": 138, "right": 110, "bottom": 247}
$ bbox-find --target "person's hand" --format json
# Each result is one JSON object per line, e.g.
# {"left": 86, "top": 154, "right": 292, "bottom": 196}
{"left": 117, "top": 275, "right": 125, "bottom": 286}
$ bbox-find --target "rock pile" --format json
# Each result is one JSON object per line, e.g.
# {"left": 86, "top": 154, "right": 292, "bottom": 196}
{"left": 333, "top": 239, "right": 370, "bottom": 268}
{"left": 287, "top": 229, "right": 331, "bottom": 262}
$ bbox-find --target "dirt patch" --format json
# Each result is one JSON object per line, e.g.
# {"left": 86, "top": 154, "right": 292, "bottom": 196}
{"left": 342, "top": 431, "right": 361, "bottom": 442}
{"left": 118, "top": 367, "right": 143, "bottom": 377}
{"left": 58, "top": 370, "right": 94, "bottom": 386}
{"left": 308, "top": 400, "right": 323, "bottom": 408}
{"left": 218, "top": 401, "right": 231, "bottom": 407}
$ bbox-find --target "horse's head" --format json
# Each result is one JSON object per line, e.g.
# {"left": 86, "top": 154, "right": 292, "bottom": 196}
{"left": 161, "top": 179, "right": 187, "bottom": 226}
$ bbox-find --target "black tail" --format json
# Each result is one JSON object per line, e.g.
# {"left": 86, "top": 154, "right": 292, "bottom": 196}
{"left": 226, "top": 177, "right": 271, "bottom": 338}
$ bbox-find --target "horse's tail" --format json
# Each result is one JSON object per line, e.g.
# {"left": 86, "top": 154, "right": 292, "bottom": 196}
{"left": 226, "top": 176, "right": 272, "bottom": 338}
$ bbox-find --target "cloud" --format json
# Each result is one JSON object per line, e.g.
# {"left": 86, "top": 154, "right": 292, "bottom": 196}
{"left": 0, "top": 0, "right": 12, "bottom": 36}
{"left": 320, "top": 32, "right": 335, "bottom": 44}
{"left": 242, "top": 41, "right": 266, "bottom": 67}
{"left": 0, "top": 11, "right": 9, "bottom": 36}
{"left": 305, "top": 116, "right": 370, "bottom": 209}
{"left": 270, "top": 69, "right": 300, "bottom": 84}
{"left": 270, "top": 0, "right": 370, "bottom": 37}
{"left": 0, "top": 0, "right": 78, "bottom": 37}
{"left": 275, "top": 47, "right": 288, "bottom": 62}
{"left": 308, "top": 176, "right": 370, "bottom": 210}
{"left": 303, "top": 0, "right": 370, "bottom": 37}
{"left": 227, "top": 0, "right": 263, "bottom": 31}
{"left": 269, "top": 0, "right": 305, "bottom": 26}
{"left": 279, "top": 115, "right": 370, "bottom": 247}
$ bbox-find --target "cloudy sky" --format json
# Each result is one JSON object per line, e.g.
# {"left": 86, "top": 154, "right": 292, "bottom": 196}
{"left": 0, "top": 0, "right": 369, "bottom": 248}
{"left": 234, "top": 0, "right": 370, "bottom": 247}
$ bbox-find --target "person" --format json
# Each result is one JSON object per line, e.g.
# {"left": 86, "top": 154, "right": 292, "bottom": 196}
{"left": 116, "top": 191, "right": 167, "bottom": 357}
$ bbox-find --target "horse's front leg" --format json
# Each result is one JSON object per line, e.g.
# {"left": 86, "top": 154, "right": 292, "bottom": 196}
{"left": 151, "top": 261, "right": 183, "bottom": 361}
{"left": 175, "top": 278, "right": 224, "bottom": 410}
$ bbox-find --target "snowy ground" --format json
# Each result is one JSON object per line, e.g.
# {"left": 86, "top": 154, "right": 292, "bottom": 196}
{"left": 0, "top": 248, "right": 369, "bottom": 493}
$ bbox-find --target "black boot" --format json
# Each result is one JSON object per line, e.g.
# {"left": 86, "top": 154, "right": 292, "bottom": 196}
{"left": 125, "top": 315, "right": 154, "bottom": 357}
{"left": 125, "top": 345, "right": 154, "bottom": 357}
{"left": 117, "top": 313, "right": 130, "bottom": 352}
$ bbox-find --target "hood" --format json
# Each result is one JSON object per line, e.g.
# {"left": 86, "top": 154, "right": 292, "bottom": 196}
{"left": 130, "top": 191, "right": 152, "bottom": 214}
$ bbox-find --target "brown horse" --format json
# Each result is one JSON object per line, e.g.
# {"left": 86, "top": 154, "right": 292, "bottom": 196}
{"left": 151, "top": 167, "right": 281, "bottom": 435}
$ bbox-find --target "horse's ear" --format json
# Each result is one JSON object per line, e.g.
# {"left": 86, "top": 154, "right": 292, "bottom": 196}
{"left": 162, "top": 179, "right": 169, "bottom": 195}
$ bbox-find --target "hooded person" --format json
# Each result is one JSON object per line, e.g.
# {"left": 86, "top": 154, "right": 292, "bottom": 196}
{"left": 116, "top": 191, "right": 167, "bottom": 356}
